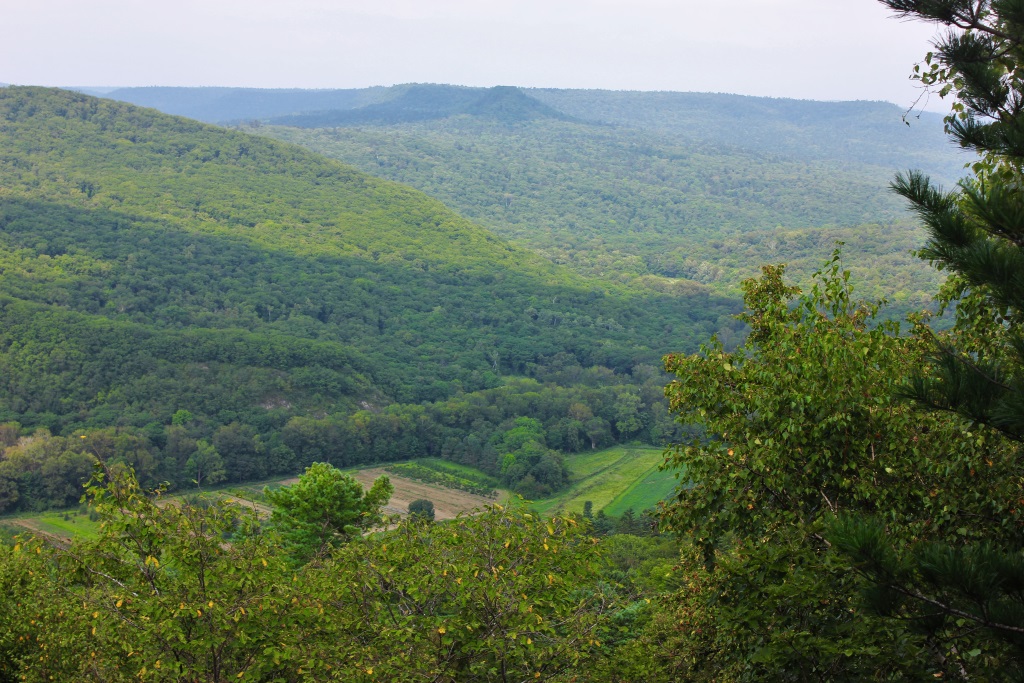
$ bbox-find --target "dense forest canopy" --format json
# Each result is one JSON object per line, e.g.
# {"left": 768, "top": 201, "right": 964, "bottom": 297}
{"left": 260, "top": 117, "right": 944, "bottom": 314}
{"left": 83, "top": 83, "right": 968, "bottom": 316}
{"left": 0, "top": 87, "right": 731, "bottom": 510}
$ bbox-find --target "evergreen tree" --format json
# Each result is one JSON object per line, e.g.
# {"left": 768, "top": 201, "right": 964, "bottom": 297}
{"left": 615, "top": 508, "right": 640, "bottom": 536}
{"left": 265, "top": 463, "right": 392, "bottom": 563}
{"left": 593, "top": 509, "right": 614, "bottom": 536}
{"left": 407, "top": 498, "right": 435, "bottom": 521}
{"left": 831, "top": 2, "right": 1024, "bottom": 675}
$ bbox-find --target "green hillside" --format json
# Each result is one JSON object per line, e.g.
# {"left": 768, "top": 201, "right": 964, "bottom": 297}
{"left": 0, "top": 87, "right": 728, "bottom": 510}
{"left": 529, "top": 445, "right": 679, "bottom": 517}
{"left": 260, "top": 116, "right": 945, "bottom": 316}
{"left": 88, "top": 84, "right": 961, "bottom": 314}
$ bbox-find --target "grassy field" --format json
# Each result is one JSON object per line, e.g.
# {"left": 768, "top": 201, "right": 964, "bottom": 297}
{"left": 0, "top": 464, "right": 504, "bottom": 542}
{"left": 530, "top": 445, "right": 684, "bottom": 518}
{"left": 0, "top": 448, "right": 682, "bottom": 541}
{"left": 0, "top": 509, "right": 103, "bottom": 543}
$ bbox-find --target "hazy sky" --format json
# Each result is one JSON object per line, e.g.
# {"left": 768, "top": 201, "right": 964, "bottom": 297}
{"left": 4, "top": 0, "right": 946, "bottom": 108}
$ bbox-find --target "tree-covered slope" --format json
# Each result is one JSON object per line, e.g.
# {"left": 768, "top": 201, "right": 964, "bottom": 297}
{"left": 84, "top": 83, "right": 963, "bottom": 311}
{"left": 0, "top": 87, "right": 735, "bottom": 435}
{"left": 529, "top": 89, "right": 967, "bottom": 178}
{"left": 258, "top": 116, "right": 946, "bottom": 313}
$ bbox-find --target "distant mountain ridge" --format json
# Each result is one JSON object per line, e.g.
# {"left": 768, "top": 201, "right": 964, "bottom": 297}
{"left": 74, "top": 85, "right": 391, "bottom": 123}
{"left": 269, "top": 85, "right": 574, "bottom": 127}
{"left": 79, "top": 83, "right": 963, "bottom": 174}
{"left": 529, "top": 89, "right": 965, "bottom": 175}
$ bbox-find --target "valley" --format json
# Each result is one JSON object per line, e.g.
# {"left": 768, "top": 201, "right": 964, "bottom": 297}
{"left": 0, "top": 444, "right": 670, "bottom": 541}
{"left": 2, "top": 36, "right": 1015, "bottom": 675}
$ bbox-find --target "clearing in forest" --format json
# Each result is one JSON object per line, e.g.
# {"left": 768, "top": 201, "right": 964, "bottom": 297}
{"left": 529, "top": 445, "right": 683, "bottom": 518}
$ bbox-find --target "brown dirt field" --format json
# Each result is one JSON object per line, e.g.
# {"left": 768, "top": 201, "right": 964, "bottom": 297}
{"left": 350, "top": 468, "right": 504, "bottom": 521}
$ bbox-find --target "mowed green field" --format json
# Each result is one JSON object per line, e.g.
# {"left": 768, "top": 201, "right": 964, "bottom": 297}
{"left": 530, "top": 445, "right": 685, "bottom": 517}
{"left": 0, "top": 449, "right": 683, "bottom": 541}
{"left": 0, "top": 486, "right": 273, "bottom": 544}
{"left": 0, "top": 509, "right": 103, "bottom": 543}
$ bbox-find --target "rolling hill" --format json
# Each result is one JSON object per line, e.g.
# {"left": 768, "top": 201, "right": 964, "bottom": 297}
{"left": 85, "top": 83, "right": 964, "bottom": 313}
{"left": 0, "top": 87, "right": 732, "bottom": 432}
{"left": 0, "top": 86, "right": 731, "bottom": 517}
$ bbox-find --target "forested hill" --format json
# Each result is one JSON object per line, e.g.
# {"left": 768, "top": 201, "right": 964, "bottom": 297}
{"left": 85, "top": 83, "right": 963, "bottom": 176}
{"left": 0, "top": 87, "right": 735, "bottom": 439}
{"left": 259, "top": 113, "right": 947, "bottom": 315}
{"left": 529, "top": 89, "right": 964, "bottom": 176}
{"left": 271, "top": 85, "right": 574, "bottom": 127}
{"left": 79, "top": 85, "right": 965, "bottom": 311}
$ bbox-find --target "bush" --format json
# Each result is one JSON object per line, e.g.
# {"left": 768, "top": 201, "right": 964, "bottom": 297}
{"left": 407, "top": 499, "right": 435, "bottom": 521}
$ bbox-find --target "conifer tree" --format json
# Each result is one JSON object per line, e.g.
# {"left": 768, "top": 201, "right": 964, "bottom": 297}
{"left": 265, "top": 463, "right": 392, "bottom": 563}
{"left": 832, "top": 2, "right": 1024, "bottom": 675}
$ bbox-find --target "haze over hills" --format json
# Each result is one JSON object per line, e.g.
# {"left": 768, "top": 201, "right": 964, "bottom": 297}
{"left": 83, "top": 83, "right": 962, "bottom": 174}
{"left": 72, "top": 85, "right": 392, "bottom": 123}
{"left": 529, "top": 89, "right": 964, "bottom": 174}
{"left": 62, "top": 82, "right": 966, "bottom": 319}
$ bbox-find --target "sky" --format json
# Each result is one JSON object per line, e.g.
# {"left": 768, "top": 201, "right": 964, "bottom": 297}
{"left": 4, "top": 0, "right": 947, "bottom": 109}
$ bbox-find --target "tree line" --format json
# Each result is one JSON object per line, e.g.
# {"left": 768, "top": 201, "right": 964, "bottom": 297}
{"left": 0, "top": 366, "right": 684, "bottom": 512}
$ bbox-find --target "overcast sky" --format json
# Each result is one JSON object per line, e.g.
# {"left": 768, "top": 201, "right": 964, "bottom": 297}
{"left": 4, "top": 0, "right": 947, "bottom": 109}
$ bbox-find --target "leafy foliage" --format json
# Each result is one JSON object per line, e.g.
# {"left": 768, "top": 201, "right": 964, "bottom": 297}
{"left": 822, "top": 2, "right": 1024, "bottom": 676}
{"left": 660, "top": 257, "right": 1021, "bottom": 677}
{"left": 407, "top": 498, "right": 435, "bottom": 520}
{"left": 0, "top": 471, "right": 629, "bottom": 681}
{"left": 265, "top": 462, "right": 392, "bottom": 563}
